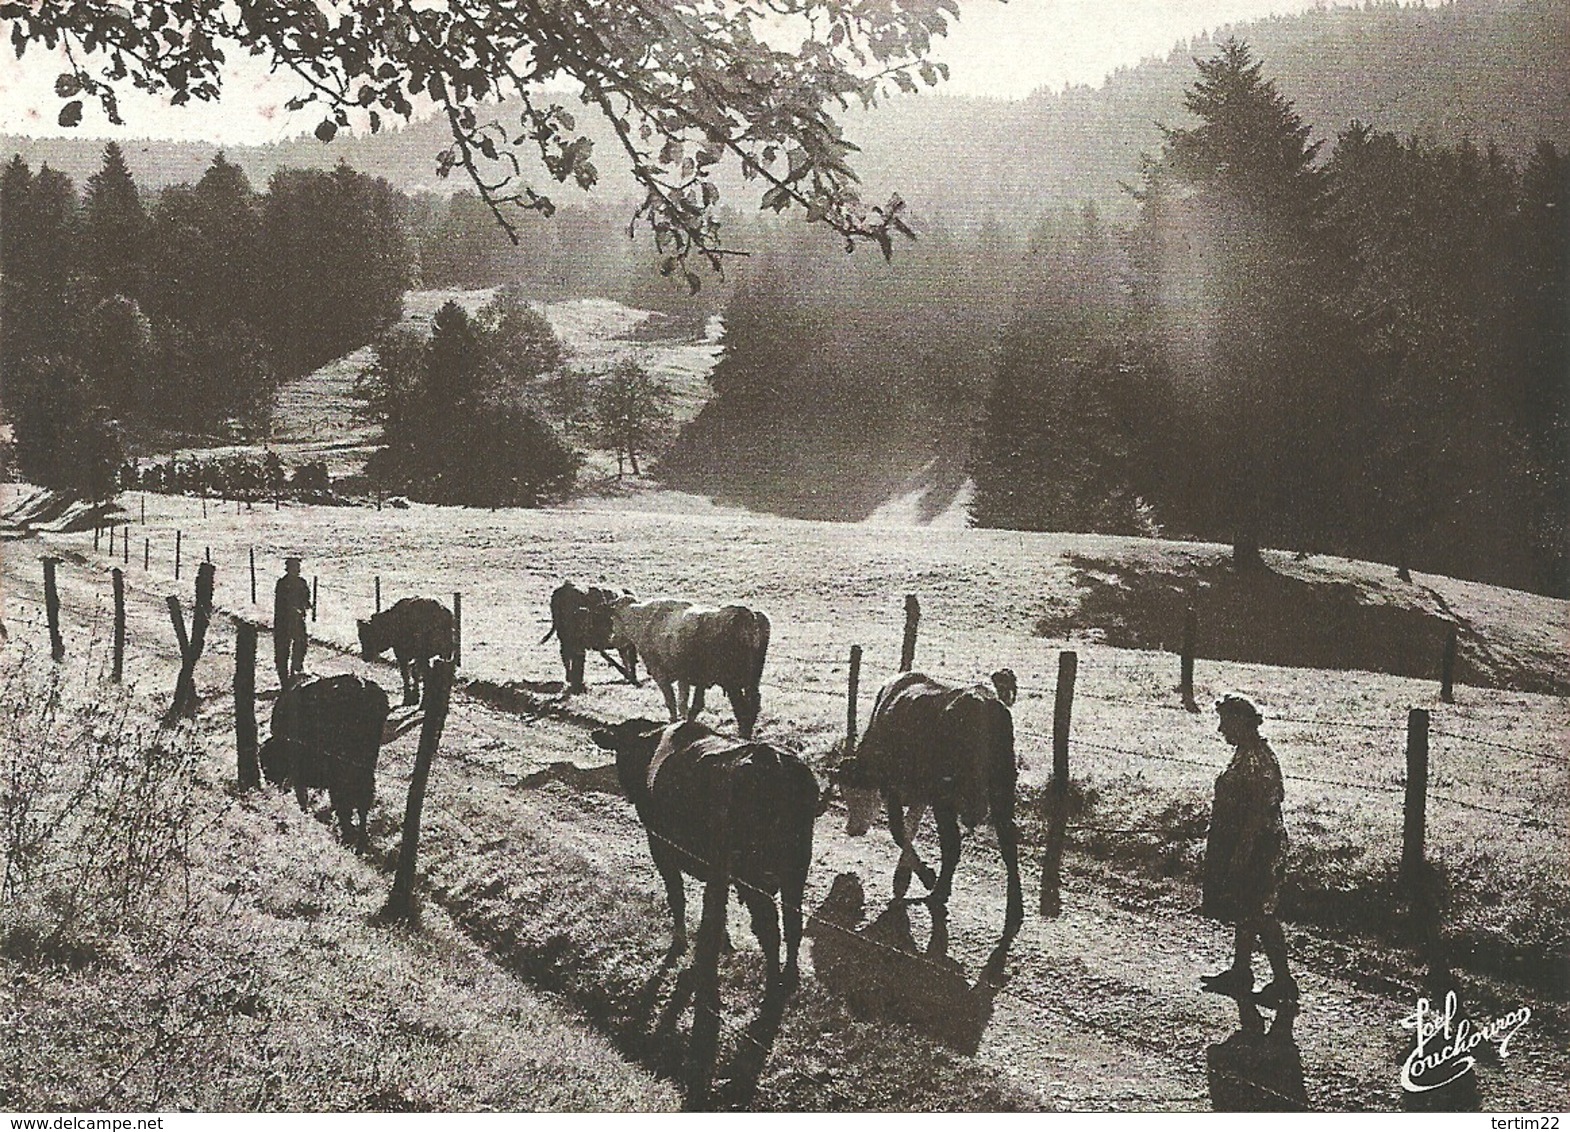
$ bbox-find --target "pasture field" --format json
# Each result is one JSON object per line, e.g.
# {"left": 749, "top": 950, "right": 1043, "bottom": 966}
{"left": 3, "top": 483, "right": 1567, "bottom": 1110}
{"left": 0, "top": 595, "right": 680, "bottom": 1111}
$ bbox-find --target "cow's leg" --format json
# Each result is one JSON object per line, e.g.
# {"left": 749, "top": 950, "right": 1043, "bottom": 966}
{"left": 677, "top": 680, "right": 694, "bottom": 719}
{"left": 401, "top": 660, "right": 418, "bottom": 707}
{"left": 739, "top": 884, "right": 781, "bottom": 986}
{"left": 412, "top": 656, "right": 427, "bottom": 707}
{"left": 688, "top": 684, "right": 706, "bottom": 721}
{"left": 619, "top": 646, "right": 639, "bottom": 685}
{"left": 928, "top": 807, "right": 963, "bottom": 911}
{"left": 650, "top": 838, "right": 688, "bottom": 952}
{"left": 568, "top": 648, "right": 586, "bottom": 694}
{"left": 888, "top": 796, "right": 936, "bottom": 897}
{"left": 779, "top": 825, "right": 812, "bottom": 992}
{"left": 725, "top": 685, "right": 756, "bottom": 739}
{"left": 893, "top": 803, "right": 931, "bottom": 897}
{"left": 657, "top": 679, "right": 680, "bottom": 722}
{"left": 997, "top": 809, "right": 1025, "bottom": 939}
{"left": 294, "top": 780, "right": 310, "bottom": 813}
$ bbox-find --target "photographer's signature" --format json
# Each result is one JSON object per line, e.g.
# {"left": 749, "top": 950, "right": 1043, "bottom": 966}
{"left": 1400, "top": 990, "right": 1531, "bottom": 1092}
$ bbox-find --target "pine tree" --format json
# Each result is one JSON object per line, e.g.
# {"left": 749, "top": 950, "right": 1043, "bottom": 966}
{"left": 1129, "top": 39, "right": 1352, "bottom": 568}
{"left": 81, "top": 142, "right": 147, "bottom": 303}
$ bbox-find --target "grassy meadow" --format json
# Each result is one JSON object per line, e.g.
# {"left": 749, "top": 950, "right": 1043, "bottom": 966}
{"left": 10, "top": 484, "right": 1566, "bottom": 994}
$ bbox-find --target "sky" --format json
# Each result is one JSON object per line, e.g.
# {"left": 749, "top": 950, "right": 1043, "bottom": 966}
{"left": 0, "top": 0, "right": 1331, "bottom": 144}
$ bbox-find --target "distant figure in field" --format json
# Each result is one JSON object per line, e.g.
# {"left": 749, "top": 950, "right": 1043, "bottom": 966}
{"left": 1201, "top": 694, "right": 1297, "bottom": 1006}
{"left": 273, "top": 555, "right": 313, "bottom": 689}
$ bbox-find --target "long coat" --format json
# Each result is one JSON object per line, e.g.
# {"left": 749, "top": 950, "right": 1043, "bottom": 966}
{"left": 1202, "top": 736, "right": 1287, "bottom": 922}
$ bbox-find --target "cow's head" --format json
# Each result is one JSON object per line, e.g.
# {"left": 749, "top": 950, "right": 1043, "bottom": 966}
{"left": 257, "top": 736, "right": 296, "bottom": 788}
{"left": 356, "top": 618, "right": 378, "bottom": 660}
{"left": 990, "top": 668, "right": 1018, "bottom": 707}
{"left": 591, "top": 717, "right": 666, "bottom": 799}
{"left": 604, "top": 594, "right": 639, "bottom": 647}
{"left": 829, "top": 756, "right": 881, "bottom": 838}
{"left": 578, "top": 595, "right": 618, "bottom": 651}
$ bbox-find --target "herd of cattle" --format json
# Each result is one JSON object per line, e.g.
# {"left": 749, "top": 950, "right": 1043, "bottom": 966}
{"left": 262, "top": 582, "right": 1027, "bottom": 994}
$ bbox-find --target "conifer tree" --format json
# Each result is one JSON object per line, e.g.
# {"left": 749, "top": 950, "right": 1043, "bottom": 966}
{"left": 81, "top": 142, "right": 147, "bottom": 303}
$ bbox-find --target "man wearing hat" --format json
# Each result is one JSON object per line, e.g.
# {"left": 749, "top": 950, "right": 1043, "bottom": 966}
{"left": 1201, "top": 694, "right": 1297, "bottom": 1006}
{"left": 273, "top": 555, "right": 313, "bottom": 689}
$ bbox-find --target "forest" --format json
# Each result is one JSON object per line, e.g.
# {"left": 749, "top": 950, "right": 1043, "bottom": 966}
{"left": 1, "top": 147, "right": 409, "bottom": 495}
{"left": 3, "top": 2, "right": 1566, "bottom": 594}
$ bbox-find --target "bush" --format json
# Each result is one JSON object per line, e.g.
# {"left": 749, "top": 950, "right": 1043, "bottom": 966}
{"left": 0, "top": 649, "right": 203, "bottom": 964}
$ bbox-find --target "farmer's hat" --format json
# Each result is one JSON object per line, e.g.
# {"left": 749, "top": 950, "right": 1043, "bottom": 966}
{"left": 1215, "top": 694, "right": 1263, "bottom": 727}
{"left": 284, "top": 555, "right": 303, "bottom": 566}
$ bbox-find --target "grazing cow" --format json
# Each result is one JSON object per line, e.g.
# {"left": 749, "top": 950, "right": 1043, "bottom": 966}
{"left": 606, "top": 597, "right": 770, "bottom": 738}
{"left": 357, "top": 597, "right": 454, "bottom": 707}
{"left": 837, "top": 669, "right": 1023, "bottom": 943}
{"left": 539, "top": 582, "right": 637, "bottom": 692}
{"left": 259, "top": 673, "right": 391, "bottom": 849}
{"left": 591, "top": 717, "right": 818, "bottom": 991}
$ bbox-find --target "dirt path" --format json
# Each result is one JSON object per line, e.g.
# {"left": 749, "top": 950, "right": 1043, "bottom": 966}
{"left": 7, "top": 536, "right": 1564, "bottom": 1112}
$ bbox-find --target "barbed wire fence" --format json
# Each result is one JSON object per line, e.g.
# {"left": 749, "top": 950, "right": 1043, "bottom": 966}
{"left": 23, "top": 526, "right": 1569, "bottom": 1107}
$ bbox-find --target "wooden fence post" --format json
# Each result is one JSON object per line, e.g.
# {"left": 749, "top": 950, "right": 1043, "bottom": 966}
{"left": 166, "top": 561, "right": 215, "bottom": 721}
{"left": 249, "top": 548, "right": 257, "bottom": 605}
{"left": 383, "top": 658, "right": 454, "bottom": 922}
{"left": 140, "top": 494, "right": 146, "bottom": 525}
{"left": 234, "top": 618, "right": 259, "bottom": 790}
{"left": 1180, "top": 605, "right": 1199, "bottom": 712}
{"left": 375, "top": 575, "right": 381, "bottom": 614}
{"left": 94, "top": 526, "right": 101, "bottom": 552}
{"left": 899, "top": 593, "right": 920, "bottom": 672}
{"left": 1402, "top": 708, "right": 1429, "bottom": 885}
{"left": 202, "top": 497, "right": 208, "bottom": 519}
{"left": 43, "top": 557, "right": 64, "bottom": 662}
{"left": 453, "top": 592, "right": 462, "bottom": 667}
{"left": 312, "top": 576, "right": 319, "bottom": 622}
{"left": 143, "top": 538, "right": 150, "bottom": 572}
{"left": 1440, "top": 626, "right": 1457, "bottom": 705}
{"left": 166, "top": 595, "right": 190, "bottom": 662}
{"left": 846, "top": 644, "right": 862, "bottom": 754}
{"left": 122, "top": 526, "right": 129, "bottom": 565}
{"left": 175, "top": 530, "right": 182, "bottom": 580}
{"left": 111, "top": 568, "right": 125, "bottom": 683}
{"left": 1041, "top": 649, "right": 1078, "bottom": 917}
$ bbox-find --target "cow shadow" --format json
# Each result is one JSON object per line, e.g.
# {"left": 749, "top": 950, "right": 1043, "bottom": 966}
{"left": 806, "top": 872, "right": 996, "bottom": 1055}
{"left": 1206, "top": 996, "right": 1310, "bottom": 1111}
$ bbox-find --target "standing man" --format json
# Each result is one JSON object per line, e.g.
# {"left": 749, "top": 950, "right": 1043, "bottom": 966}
{"left": 1201, "top": 694, "right": 1297, "bottom": 1006}
{"left": 274, "top": 555, "right": 313, "bottom": 689}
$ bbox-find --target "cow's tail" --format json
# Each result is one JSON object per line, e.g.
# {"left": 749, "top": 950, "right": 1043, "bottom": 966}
{"left": 750, "top": 610, "right": 771, "bottom": 698}
{"left": 539, "top": 623, "right": 557, "bottom": 645}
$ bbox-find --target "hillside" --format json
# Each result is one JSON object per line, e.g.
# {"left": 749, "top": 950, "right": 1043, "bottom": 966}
{"left": 7, "top": 0, "right": 1565, "bottom": 227}
{"left": 3, "top": 483, "right": 1566, "bottom": 1112}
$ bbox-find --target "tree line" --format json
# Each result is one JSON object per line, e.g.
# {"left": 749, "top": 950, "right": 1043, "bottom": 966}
{"left": 1, "top": 144, "right": 410, "bottom": 497}
{"left": 972, "top": 40, "right": 1566, "bottom": 595}
{"left": 676, "top": 40, "right": 1566, "bottom": 596}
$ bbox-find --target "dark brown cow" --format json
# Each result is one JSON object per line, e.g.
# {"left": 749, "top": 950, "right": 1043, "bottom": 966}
{"left": 606, "top": 597, "right": 770, "bottom": 738}
{"left": 837, "top": 669, "right": 1023, "bottom": 947}
{"left": 591, "top": 717, "right": 818, "bottom": 992}
{"left": 259, "top": 673, "right": 391, "bottom": 850}
{"left": 540, "top": 582, "right": 637, "bottom": 693}
{"left": 357, "top": 597, "right": 454, "bottom": 707}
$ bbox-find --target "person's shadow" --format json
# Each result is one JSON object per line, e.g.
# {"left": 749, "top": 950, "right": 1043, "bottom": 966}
{"left": 807, "top": 872, "right": 996, "bottom": 1055}
{"left": 1206, "top": 994, "right": 1310, "bottom": 1111}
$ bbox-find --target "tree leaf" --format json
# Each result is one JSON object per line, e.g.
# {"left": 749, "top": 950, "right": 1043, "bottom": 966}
{"left": 315, "top": 119, "right": 338, "bottom": 143}
{"left": 54, "top": 72, "right": 80, "bottom": 98}
{"left": 57, "top": 100, "right": 83, "bottom": 128}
